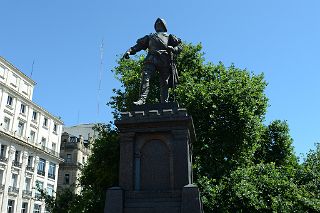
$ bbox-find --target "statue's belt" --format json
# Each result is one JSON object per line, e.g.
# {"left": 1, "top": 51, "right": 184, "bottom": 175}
{"left": 148, "top": 50, "right": 170, "bottom": 56}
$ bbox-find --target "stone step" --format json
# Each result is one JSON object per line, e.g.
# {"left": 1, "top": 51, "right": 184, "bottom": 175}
{"left": 124, "top": 191, "right": 182, "bottom": 211}
{"left": 125, "top": 200, "right": 181, "bottom": 208}
{"left": 124, "top": 206, "right": 181, "bottom": 213}
{"left": 125, "top": 190, "right": 182, "bottom": 200}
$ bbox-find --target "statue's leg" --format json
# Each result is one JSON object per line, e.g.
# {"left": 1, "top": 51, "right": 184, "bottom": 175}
{"left": 134, "top": 63, "right": 155, "bottom": 105}
{"left": 159, "top": 66, "right": 170, "bottom": 103}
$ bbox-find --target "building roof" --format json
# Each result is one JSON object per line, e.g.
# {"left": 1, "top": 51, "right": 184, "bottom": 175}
{"left": 0, "top": 56, "right": 36, "bottom": 86}
{"left": 63, "top": 123, "right": 97, "bottom": 141}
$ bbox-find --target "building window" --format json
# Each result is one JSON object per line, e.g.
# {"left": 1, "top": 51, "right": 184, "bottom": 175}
{"left": 6, "top": 95, "right": 13, "bottom": 106}
{"left": 0, "top": 145, "right": 6, "bottom": 158}
{"left": 3, "top": 117, "right": 10, "bottom": 130}
{"left": 17, "top": 121, "right": 25, "bottom": 137}
{"left": 29, "top": 130, "right": 36, "bottom": 143}
{"left": 25, "top": 177, "right": 31, "bottom": 191}
{"left": 48, "top": 162, "right": 56, "bottom": 179}
{"left": 47, "top": 184, "right": 54, "bottom": 197}
{"left": 22, "top": 81, "right": 29, "bottom": 95}
{"left": 70, "top": 136, "right": 76, "bottom": 143}
{"left": 43, "top": 117, "right": 48, "bottom": 127}
{"left": 0, "top": 65, "right": 5, "bottom": 77}
{"left": 52, "top": 142, "right": 56, "bottom": 152}
{"left": 41, "top": 137, "right": 46, "bottom": 146}
{"left": 7, "top": 199, "right": 15, "bottom": 213}
{"left": 13, "top": 151, "right": 21, "bottom": 168}
{"left": 53, "top": 123, "right": 57, "bottom": 133}
{"left": 32, "top": 111, "right": 37, "bottom": 121}
{"left": 64, "top": 174, "right": 70, "bottom": 185}
{"left": 21, "top": 202, "right": 28, "bottom": 213}
{"left": 35, "top": 181, "right": 43, "bottom": 199}
{"left": 33, "top": 204, "right": 41, "bottom": 213}
{"left": 37, "top": 158, "right": 45, "bottom": 176}
{"left": 0, "top": 170, "right": 4, "bottom": 185}
{"left": 9, "top": 73, "right": 17, "bottom": 87}
{"left": 14, "top": 151, "right": 20, "bottom": 162}
{"left": 27, "top": 156, "right": 33, "bottom": 167}
{"left": 66, "top": 154, "right": 72, "bottom": 163}
{"left": 11, "top": 173, "right": 18, "bottom": 188}
{"left": 20, "top": 103, "right": 26, "bottom": 114}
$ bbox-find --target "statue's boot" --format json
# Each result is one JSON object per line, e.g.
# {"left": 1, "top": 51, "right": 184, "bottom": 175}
{"left": 134, "top": 73, "right": 149, "bottom": 105}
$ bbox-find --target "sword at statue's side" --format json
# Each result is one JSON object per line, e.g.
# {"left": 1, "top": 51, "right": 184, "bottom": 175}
{"left": 167, "top": 45, "right": 178, "bottom": 102}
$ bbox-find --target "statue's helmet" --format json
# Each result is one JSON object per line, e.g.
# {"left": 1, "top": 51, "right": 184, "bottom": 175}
{"left": 154, "top": 18, "right": 167, "bottom": 32}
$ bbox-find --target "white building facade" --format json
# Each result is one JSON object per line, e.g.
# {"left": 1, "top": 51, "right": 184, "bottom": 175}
{"left": 0, "top": 57, "right": 63, "bottom": 213}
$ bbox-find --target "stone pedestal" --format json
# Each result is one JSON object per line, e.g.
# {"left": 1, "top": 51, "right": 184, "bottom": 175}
{"left": 181, "top": 184, "right": 203, "bottom": 213}
{"left": 104, "top": 187, "right": 123, "bottom": 213}
{"left": 104, "top": 103, "right": 203, "bottom": 213}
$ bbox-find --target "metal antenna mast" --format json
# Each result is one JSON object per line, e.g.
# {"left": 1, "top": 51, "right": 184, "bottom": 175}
{"left": 31, "top": 60, "right": 35, "bottom": 77}
{"left": 97, "top": 39, "right": 104, "bottom": 117}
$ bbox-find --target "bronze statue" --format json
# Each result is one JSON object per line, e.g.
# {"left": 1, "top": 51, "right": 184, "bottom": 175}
{"left": 123, "top": 18, "right": 182, "bottom": 105}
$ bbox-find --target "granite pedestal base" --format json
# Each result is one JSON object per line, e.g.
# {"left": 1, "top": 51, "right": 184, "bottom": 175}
{"left": 104, "top": 103, "right": 203, "bottom": 213}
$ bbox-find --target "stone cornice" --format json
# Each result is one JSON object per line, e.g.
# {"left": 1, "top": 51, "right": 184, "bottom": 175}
{"left": 0, "top": 56, "right": 36, "bottom": 86}
{"left": 0, "top": 81, "right": 63, "bottom": 125}
{"left": 0, "top": 130, "right": 64, "bottom": 163}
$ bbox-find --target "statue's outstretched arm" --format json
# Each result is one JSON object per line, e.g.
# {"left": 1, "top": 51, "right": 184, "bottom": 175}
{"left": 123, "top": 35, "right": 149, "bottom": 59}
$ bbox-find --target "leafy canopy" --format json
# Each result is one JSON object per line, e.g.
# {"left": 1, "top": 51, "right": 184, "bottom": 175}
{"left": 45, "top": 42, "right": 320, "bottom": 212}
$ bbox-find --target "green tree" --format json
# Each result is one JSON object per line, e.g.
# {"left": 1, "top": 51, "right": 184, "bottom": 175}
{"left": 78, "top": 123, "right": 119, "bottom": 212}
{"left": 51, "top": 42, "right": 320, "bottom": 212}
{"left": 198, "top": 162, "right": 319, "bottom": 212}
{"left": 108, "top": 42, "right": 320, "bottom": 212}
{"left": 36, "top": 185, "right": 79, "bottom": 213}
{"left": 110, "top": 43, "right": 269, "bottom": 180}
{"left": 297, "top": 143, "right": 320, "bottom": 206}
{"left": 255, "top": 120, "right": 298, "bottom": 168}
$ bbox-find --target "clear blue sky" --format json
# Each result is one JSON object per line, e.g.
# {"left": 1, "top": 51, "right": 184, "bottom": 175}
{"left": 1, "top": 1, "right": 319, "bottom": 157}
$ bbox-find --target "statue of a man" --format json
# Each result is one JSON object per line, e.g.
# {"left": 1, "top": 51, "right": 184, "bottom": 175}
{"left": 123, "top": 18, "right": 182, "bottom": 105}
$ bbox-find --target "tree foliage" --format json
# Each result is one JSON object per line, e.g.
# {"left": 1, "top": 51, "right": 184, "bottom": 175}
{"left": 48, "top": 42, "right": 320, "bottom": 212}
{"left": 110, "top": 43, "right": 270, "bottom": 180}
{"left": 77, "top": 123, "right": 119, "bottom": 212}
{"left": 175, "top": 46, "right": 268, "bottom": 179}
{"left": 198, "top": 162, "right": 319, "bottom": 212}
{"left": 297, "top": 143, "right": 320, "bottom": 203}
{"left": 36, "top": 185, "right": 79, "bottom": 213}
{"left": 107, "top": 42, "right": 320, "bottom": 212}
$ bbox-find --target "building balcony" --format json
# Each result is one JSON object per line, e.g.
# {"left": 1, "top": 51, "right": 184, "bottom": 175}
{"left": 37, "top": 170, "right": 45, "bottom": 176}
{"left": 65, "top": 159, "right": 72, "bottom": 164}
{"left": 64, "top": 143, "right": 77, "bottom": 149}
{"left": 39, "top": 145, "right": 59, "bottom": 158}
{"left": 22, "top": 190, "right": 32, "bottom": 198}
{"left": 35, "top": 193, "right": 42, "bottom": 200}
{"left": 0, "top": 127, "right": 13, "bottom": 135}
{"left": 12, "top": 160, "right": 22, "bottom": 168}
{"left": 48, "top": 173, "right": 55, "bottom": 180}
{"left": 8, "top": 186, "right": 19, "bottom": 195}
{"left": 26, "top": 165, "right": 34, "bottom": 172}
{"left": 0, "top": 155, "right": 8, "bottom": 163}
{"left": 49, "top": 149, "right": 59, "bottom": 157}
